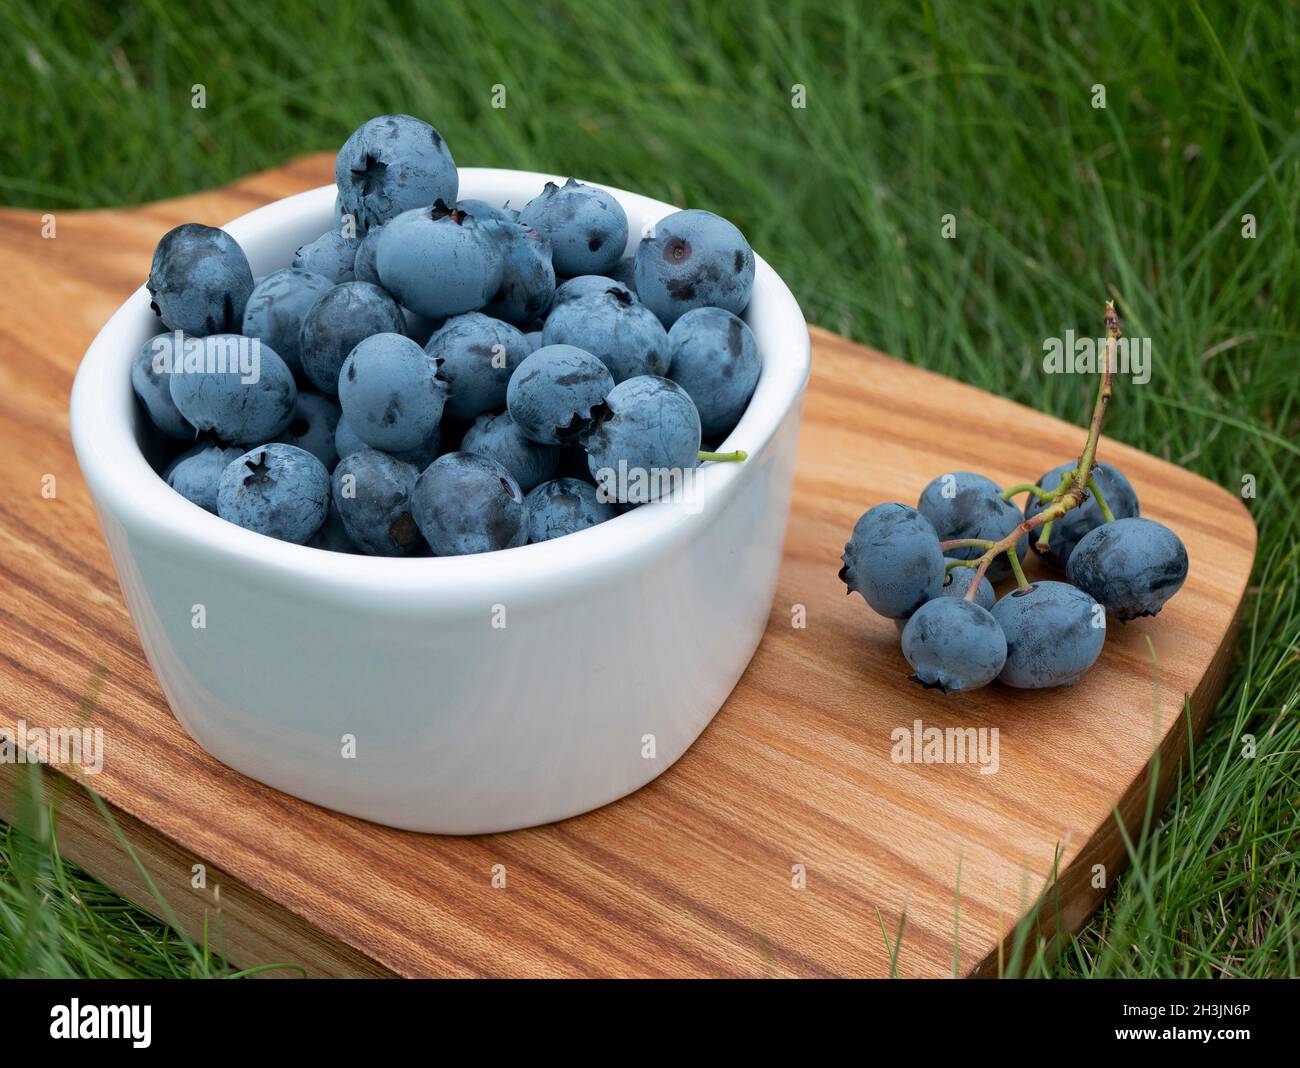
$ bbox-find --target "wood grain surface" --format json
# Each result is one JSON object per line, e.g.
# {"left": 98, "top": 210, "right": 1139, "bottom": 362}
{"left": 0, "top": 155, "right": 1256, "bottom": 977}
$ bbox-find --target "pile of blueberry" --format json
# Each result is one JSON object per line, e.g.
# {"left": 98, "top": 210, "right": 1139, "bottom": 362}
{"left": 133, "top": 114, "right": 760, "bottom": 555}
{"left": 840, "top": 461, "right": 1189, "bottom": 693}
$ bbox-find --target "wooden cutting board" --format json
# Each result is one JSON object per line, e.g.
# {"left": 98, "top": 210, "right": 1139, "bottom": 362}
{"left": 0, "top": 156, "right": 1256, "bottom": 978}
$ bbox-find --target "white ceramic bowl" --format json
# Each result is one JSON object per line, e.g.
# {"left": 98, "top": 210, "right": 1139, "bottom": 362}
{"left": 70, "top": 169, "right": 811, "bottom": 834}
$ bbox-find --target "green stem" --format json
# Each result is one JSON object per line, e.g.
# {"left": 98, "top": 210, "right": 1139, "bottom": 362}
{"left": 698, "top": 450, "right": 747, "bottom": 463}
{"left": 961, "top": 300, "right": 1120, "bottom": 601}
{"left": 1001, "top": 482, "right": 1054, "bottom": 503}
{"left": 940, "top": 538, "right": 996, "bottom": 552}
{"left": 1088, "top": 477, "right": 1116, "bottom": 522}
{"left": 1036, "top": 518, "right": 1055, "bottom": 551}
{"left": 1006, "top": 549, "right": 1029, "bottom": 590}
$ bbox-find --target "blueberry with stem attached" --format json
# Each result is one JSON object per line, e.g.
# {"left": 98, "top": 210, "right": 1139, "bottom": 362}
{"left": 1066, "top": 516, "right": 1188, "bottom": 620}
{"left": 918, "top": 471, "right": 1027, "bottom": 583}
{"left": 991, "top": 580, "right": 1106, "bottom": 687}
{"left": 901, "top": 598, "right": 1007, "bottom": 693}
{"left": 840, "top": 503, "right": 945, "bottom": 620}
{"left": 1024, "top": 461, "right": 1140, "bottom": 569}
{"left": 581, "top": 376, "right": 701, "bottom": 504}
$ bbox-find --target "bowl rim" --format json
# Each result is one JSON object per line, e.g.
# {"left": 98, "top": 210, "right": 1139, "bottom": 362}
{"left": 70, "top": 168, "right": 811, "bottom": 592}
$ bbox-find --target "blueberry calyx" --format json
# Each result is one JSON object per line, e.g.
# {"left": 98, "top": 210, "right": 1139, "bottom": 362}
{"left": 909, "top": 673, "right": 951, "bottom": 694}
{"left": 241, "top": 451, "right": 274, "bottom": 488}
{"left": 430, "top": 198, "right": 467, "bottom": 225}
{"left": 569, "top": 401, "right": 612, "bottom": 445}
{"left": 352, "top": 154, "right": 388, "bottom": 198}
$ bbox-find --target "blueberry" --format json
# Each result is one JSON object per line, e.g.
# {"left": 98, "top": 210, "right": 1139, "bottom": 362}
{"left": 298, "top": 281, "right": 405, "bottom": 394}
{"left": 893, "top": 559, "right": 995, "bottom": 632}
{"left": 292, "top": 230, "right": 360, "bottom": 283}
{"left": 607, "top": 255, "right": 637, "bottom": 293}
{"left": 542, "top": 286, "right": 670, "bottom": 383}
{"left": 216, "top": 443, "right": 330, "bottom": 544}
{"left": 275, "top": 390, "right": 341, "bottom": 468}
{"left": 335, "top": 114, "right": 458, "bottom": 231}
{"left": 147, "top": 223, "right": 254, "bottom": 336}
{"left": 334, "top": 415, "right": 439, "bottom": 469}
{"left": 424, "top": 312, "right": 530, "bottom": 420}
{"left": 353, "top": 222, "right": 385, "bottom": 285}
{"left": 1066, "top": 517, "right": 1188, "bottom": 621}
{"left": 552, "top": 274, "right": 629, "bottom": 307}
{"left": 991, "top": 580, "right": 1106, "bottom": 687}
{"left": 331, "top": 448, "right": 424, "bottom": 556}
{"left": 457, "top": 199, "right": 519, "bottom": 225}
{"left": 667, "top": 307, "right": 761, "bottom": 439}
{"left": 482, "top": 221, "right": 556, "bottom": 324}
{"left": 525, "top": 478, "right": 617, "bottom": 542}
{"left": 411, "top": 452, "right": 528, "bottom": 556}
{"left": 375, "top": 201, "right": 504, "bottom": 319}
{"left": 164, "top": 443, "right": 242, "bottom": 512}
{"left": 634, "top": 209, "right": 754, "bottom": 326}
{"left": 1025, "top": 462, "right": 1140, "bottom": 570}
{"left": 459, "top": 410, "right": 560, "bottom": 492}
{"left": 901, "top": 598, "right": 1007, "bottom": 693}
{"left": 338, "top": 332, "right": 447, "bottom": 453}
{"left": 506, "top": 344, "right": 614, "bottom": 445}
{"left": 917, "top": 472, "right": 1027, "bottom": 583}
{"left": 523, "top": 330, "right": 543, "bottom": 352}
{"left": 168, "top": 335, "right": 297, "bottom": 444}
{"left": 132, "top": 333, "right": 194, "bottom": 438}
{"left": 334, "top": 415, "right": 367, "bottom": 461}
{"left": 394, "top": 428, "right": 442, "bottom": 470}
{"left": 401, "top": 306, "right": 441, "bottom": 347}
{"left": 519, "top": 177, "right": 628, "bottom": 275}
{"left": 840, "top": 503, "right": 945, "bottom": 619}
{"left": 241, "top": 268, "right": 334, "bottom": 379}
{"left": 581, "top": 376, "right": 701, "bottom": 503}
{"left": 308, "top": 501, "right": 358, "bottom": 553}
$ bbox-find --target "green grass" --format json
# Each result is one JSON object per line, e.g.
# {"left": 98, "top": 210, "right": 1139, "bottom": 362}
{"left": 2, "top": 0, "right": 1297, "bottom": 977}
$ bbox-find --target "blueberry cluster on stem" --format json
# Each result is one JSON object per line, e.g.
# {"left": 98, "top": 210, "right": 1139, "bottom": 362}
{"left": 945, "top": 300, "right": 1121, "bottom": 599}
